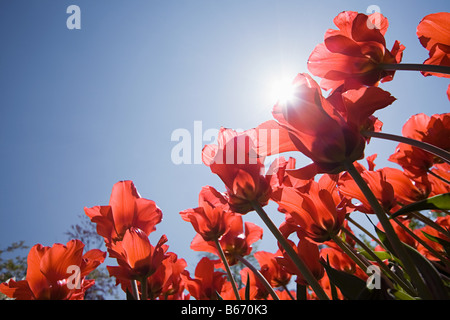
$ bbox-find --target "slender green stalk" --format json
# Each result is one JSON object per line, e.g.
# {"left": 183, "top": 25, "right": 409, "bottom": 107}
{"left": 361, "top": 131, "right": 450, "bottom": 165}
{"left": 282, "top": 284, "right": 296, "bottom": 300}
{"left": 237, "top": 255, "right": 280, "bottom": 300}
{"left": 213, "top": 237, "right": 241, "bottom": 300}
{"left": 131, "top": 280, "right": 140, "bottom": 300}
{"left": 344, "top": 161, "right": 433, "bottom": 299}
{"left": 140, "top": 277, "right": 148, "bottom": 300}
{"left": 296, "top": 283, "right": 307, "bottom": 300}
{"left": 251, "top": 201, "right": 329, "bottom": 300}
{"left": 342, "top": 227, "right": 417, "bottom": 296}
{"left": 331, "top": 234, "right": 370, "bottom": 272}
{"left": 428, "top": 169, "right": 450, "bottom": 185}
{"left": 380, "top": 63, "right": 450, "bottom": 75}
{"left": 392, "top": 218, "right": 450, "bottom": 268}
{"left": 411, "top": 211, "right": 450, "bottom": 239}
{"left": 346, "top": 215, "right": 385, "bottom": 249}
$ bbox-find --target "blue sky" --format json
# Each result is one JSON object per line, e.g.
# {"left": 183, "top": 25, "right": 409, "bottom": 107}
{"left": 0, "top": 0, "right": 448, "bottom": 280}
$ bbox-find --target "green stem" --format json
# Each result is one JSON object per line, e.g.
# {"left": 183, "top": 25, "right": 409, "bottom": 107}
{"left": 342, "top": 227, "right": 417, "bottom": 296}
{"left": 282, "top": 284, "right": 296, "bottom": 300}
{"left": 237, "top": 255, "right": 280, "bottom": 300}
{"left": 251, "top": 201, "right": 329, "bottom": 300}
{"left": 213, "top": 237, "right": 241, "bottom": 300}
{"left": 392, "top": 218, "right": 450, "bottom": 268}
{"left": 345, "top": 161, "right": 433, "bottom": 299}
{"left": 380, "top": 63, "right": 450, "bottom": 75}
{"left": 140, "top": 277, "right": 148, "bottom": 300}
{"left": 331, "top": 234, "right": 370, "bottom": 272}
{"left": 296, "top": 283, "right": 307, "bottom": 300}
{"left": 362, "top": 131, "right": 450, "bottom": 165}
{"left": 428, "top": 169, "right": 450, "bottom": 185}
{"left": 411, "top": 211, "right": 450, "bottom": 239}
{"left": 346, "top": 215, "right": 385, "bottom": 249}
{"left": 131, "top": 280, "right": 140, "bottom": 300}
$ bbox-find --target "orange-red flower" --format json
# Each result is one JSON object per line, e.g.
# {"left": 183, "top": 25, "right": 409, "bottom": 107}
{"left": 239, "top": 267, "right": 271, "bottom": 300}
{"left": 190, "top": 214, "right": 263, "bottom": 266}
{"left": 84, "top": 180, "right": 162, "bottom": 243}
{"left": 202, "top": 127, "right": 271, "bottom": 214}
{"left": 181, "top": 257, "right": 226, "bottom": 300}
{"left": 339, "top": 167, "right": 396, "bottom": 214}
{"left": 382, "top": 167, "right": 430, "bottom": 205}
{"left": 180, "top": 186, "right": 235, "bottom": 241}
{"left": 273, "top": 174, "right": 348, "bottom": 243}
{"left": 308, "top": 11, "right": 405, "bottom": 91}
{"left": 320, "top": 244, "right": 367, "bottom": 280}
{"left": 417, "top": 12, "right": 450, "bottom": 84}
{"left": 256, "top": 73, "right": 395, "bottom": 175}
{"left": 144, "top": 252, "right": 188, "bottom": 300}
{"left": 414, "top": 216, "right": 450, "bottom": 261}
{"left": 389, "top": 113, "right": 450, "bottom": 178}
{"left": 0, "top": 240, "right": 105, "bottom": 300}
{"left": 429, "top": 163, "right": 450, "bottom": 196}
{"left": 107, "top": 228, "right": 168, "bottom": 282}
{"left": 276, "top": 236, "right": 324, "bottom": 286}
{"left": 254, "top": 250, "right": 291, "bottom": 288}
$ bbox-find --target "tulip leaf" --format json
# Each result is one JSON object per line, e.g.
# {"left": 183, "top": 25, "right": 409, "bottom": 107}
{"left": 358, "top": 249, "right": 393, "bottom": 262}
{"left": 389, "top": 289, "right": 416, "bottom": 300}
{"left": 375, "top": 226, "right": 449, "bottom": 299}
{"left": 421, "top": 231, "right": 450, "bottom": 256}
{"left": 374, "top": 226, "right": 396, "bottom": 256}
{"left": 402, "top": 242, "right": 449, "bottom": 299}
{"left": 390, "top": 193, "right": 450, "bottom": 219}
{"left": 321, "top": 259, "right": 368, "bottom": 300}
{"left": 245, "top": 272, "right": 251, "bottom": 301}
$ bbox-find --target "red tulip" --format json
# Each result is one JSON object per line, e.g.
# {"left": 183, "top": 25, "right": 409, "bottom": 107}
{"left": 320, "top": 244, "right": 366, "bottom": 280}
{"left": 308, "top": 11, "right": 404, "bottom": 91}
{"left": 256, "top": 73, "right": 395, "bottom": 175}
{"left": 273, "top": 174, "right": 348, "bottom": 243}
{"left": 389, "top": 113, "right": 450, "bottom": 178}
{"left": 429, "top": 163, "right": 450, "bottom": 196}
{"left": 417, "top": 12, "right": 450, "bottom": 81}
{"left": 202, "top": 127, "right": 271, "bottom": 214}
{"left": 107, "top": 228, "right": 168, "bottom": 282}
{"left": 181, "top": 257, "right": 226, "bottom": 300}
{"left": 414, "top": 216, "right": 450, "bottom": 261}
{"left": 144, "top": 252, "right": 188, "bottom": 300}
{"left": 190, "top": 214, "right": 263, "bottom": 266}
{"left": 180, "top": 186, "right": 235, "bottom": 241}
{"left": 84, "top": 180, "right": 162, "bottom": 243}
{"left": 0, "top": 240, "right": 105, "bottom": 300}
{"left": 276, "top": 236, "right": 324, "bottom": 286}
{"left": 254, "top": 250, "right": 291, "bottom": 288}
{"left": 339, "top": 167, "right": 396, "bottom": 214}
{"left": 239, "top": 267, "right": 270, "bottom": 300}
{"left": 382, "top": 167, "right": 430, "bottom": 205}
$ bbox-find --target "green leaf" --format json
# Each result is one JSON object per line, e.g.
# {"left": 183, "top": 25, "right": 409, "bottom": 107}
{"left": 389, "top": 289, "right": 416, "bottom": 300}
{"left": 391, "top": 193, "right": 450, "bottom": 219}
{"left": 376, "top": 226, "right": 449, "bottom": 299}
{"left": 321, "top": 259, "right": 368, "bottom": 300}
{"left": 421, "top": 231, "right": 450, "bottom": 256}
{"left": 374, "top": 226, "right": 396, "bottom": 255}
{"left": 244, "top": 272, "right": 251, "bottom": 301}
{"left": 359, "top": 249, "right": 393, "bottom": 262}
{"left": 403, "top": 243, "right": 449, "bottom": 299}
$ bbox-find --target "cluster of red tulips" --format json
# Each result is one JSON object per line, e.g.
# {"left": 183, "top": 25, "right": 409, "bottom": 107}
{"left": 1, "top": 10, "right": 449, "bottom": 300}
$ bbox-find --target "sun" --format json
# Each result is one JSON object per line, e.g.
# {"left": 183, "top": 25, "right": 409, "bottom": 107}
{"left": 268, "top": 76, "right": 297, "bottom": 105}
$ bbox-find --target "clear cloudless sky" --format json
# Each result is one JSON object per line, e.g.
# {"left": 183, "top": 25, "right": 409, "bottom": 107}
{"left": 0, "top": 0, "right": 449, "bottom": 279}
